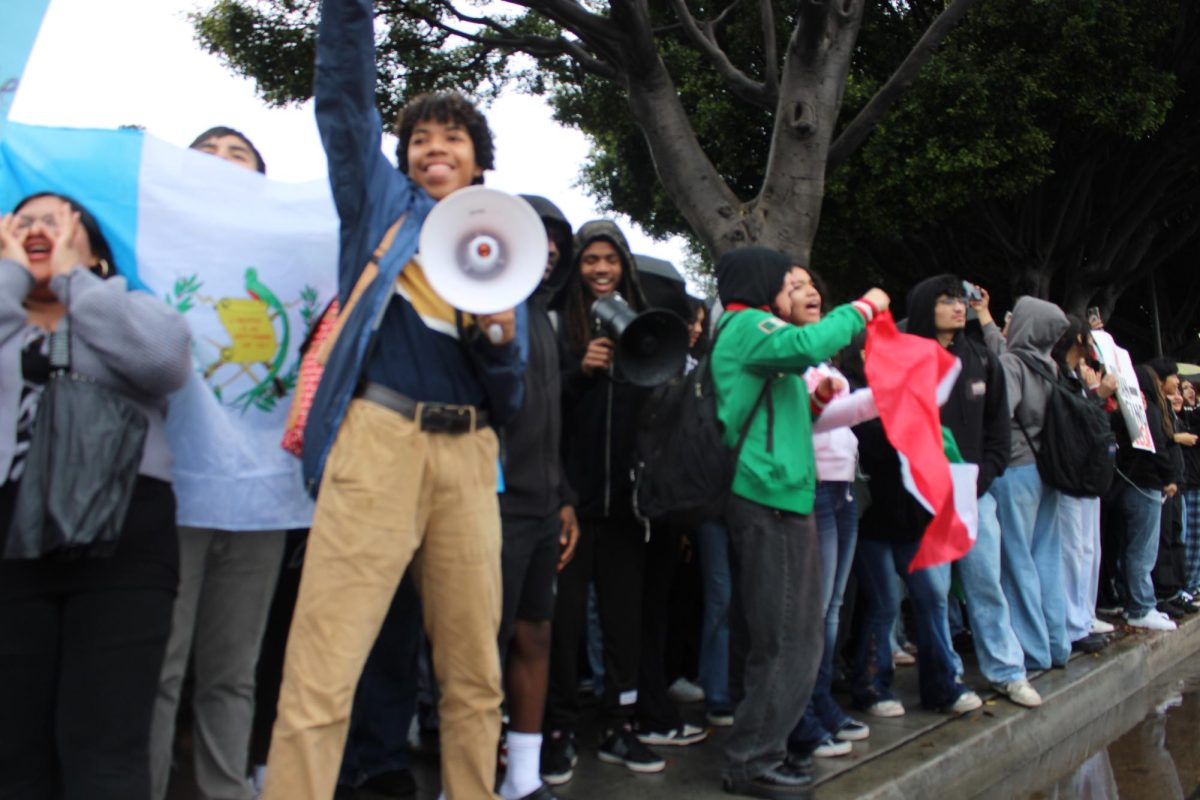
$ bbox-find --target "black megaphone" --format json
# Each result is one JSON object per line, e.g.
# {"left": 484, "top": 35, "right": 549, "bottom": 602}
{"left": 590, "top": 293, "right": 689, "bottom": 387}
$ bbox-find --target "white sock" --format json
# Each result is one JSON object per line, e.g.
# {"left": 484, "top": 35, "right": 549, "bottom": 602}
{"left": 500, "top": 730, "right": 544, "bottom": 799}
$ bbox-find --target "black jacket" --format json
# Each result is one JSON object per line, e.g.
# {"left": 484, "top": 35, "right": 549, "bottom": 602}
{"left": 1112, "top": 366, "right": 1175, "bottom": 490}
{"left": 905, "top": 275, "right": 1010, "bottom": 496}
{"left": 1181, "top": 404, "right": 1200, "bottom": 489}
{"left": 500, "top": 197, "right": 576, "bottom": 519}
{"left": 557, "top": 221, "right": 650, "bottom": 522}
{"left": 500, "top": 297, "right": 576, "bottom": 518}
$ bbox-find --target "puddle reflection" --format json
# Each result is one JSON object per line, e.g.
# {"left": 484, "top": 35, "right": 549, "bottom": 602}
{"left": 1029, "top": 666, "right": 1200, "bottom": 799}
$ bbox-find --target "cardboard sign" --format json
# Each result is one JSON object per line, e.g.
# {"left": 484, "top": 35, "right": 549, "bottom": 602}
{"left": 1091, "top": 329, "right": 1155, "bottom": 453}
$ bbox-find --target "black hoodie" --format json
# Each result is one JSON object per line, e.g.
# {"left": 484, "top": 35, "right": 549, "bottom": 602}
{"left": 499, "top": 196, "right": 576, "bottom": 518}
{"left": 558, "top": 220, "right": 650, "bottom": 522}
{"left": 906, "top": 274, "right": 1010, "bottom": 495}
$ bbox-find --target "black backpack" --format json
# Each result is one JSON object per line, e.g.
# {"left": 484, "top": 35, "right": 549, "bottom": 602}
{"left": 1013, "top": 353, "right": 1116, "bottom": 498}
{"left": 633, "top": 318, "right": 772, "bottom": 528}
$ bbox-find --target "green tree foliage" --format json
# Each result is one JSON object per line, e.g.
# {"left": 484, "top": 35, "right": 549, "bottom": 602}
{"left": 192, "top": 0, "right": 985, "bottom": 265}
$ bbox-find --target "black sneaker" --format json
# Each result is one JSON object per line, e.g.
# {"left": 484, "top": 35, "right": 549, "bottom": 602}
{"left": 598, "top": 725, "right": 666, "bottom": 773}
{"left": 540, "top": 730, "right": 576, "bottom": 786}
{"left": 358, "top": 767, "right": 417, "bottom": 798}
{"left": 1071, "top": 633, "right": 1109, "bottom": 654}
{"left": 723, "top": 762, "right": 814, "bottom": 798}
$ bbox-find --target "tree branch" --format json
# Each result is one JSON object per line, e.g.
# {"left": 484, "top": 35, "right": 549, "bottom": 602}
{"left": 758, "top": 0, "right": 779, "bottom": 97}
{"left": 826, "top": 0, "right": 986, "bottom": 173}
{"left": 667, "top": 0, "right": 773, "bottom": 109}
{"left": 410, "top": 6, "right": 618, "bottom": 80}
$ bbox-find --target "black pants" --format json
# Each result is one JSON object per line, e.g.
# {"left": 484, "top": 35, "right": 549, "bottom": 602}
{"left": 0, "top": 479, "right": 177, "bottom": 800}
{"left": 635, "top": 522, "right": 684, "bottom": 733}
{"left": 546, "top": 518, "right": 646, "bottom": 733}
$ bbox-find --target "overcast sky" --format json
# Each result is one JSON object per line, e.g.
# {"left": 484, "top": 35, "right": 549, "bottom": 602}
{"left": 11, "top": 0, "right": 690, "bottom": 269}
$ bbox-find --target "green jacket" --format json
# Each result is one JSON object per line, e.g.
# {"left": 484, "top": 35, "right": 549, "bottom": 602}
{"left": 712, "top": 304, "right": 868, "bottom": 514}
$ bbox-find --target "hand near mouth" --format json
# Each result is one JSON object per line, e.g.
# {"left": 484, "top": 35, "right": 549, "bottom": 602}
{"left": 0, "top": 213, "right": 31, "bottom": 270}
{"left": 49, "top": 204, "right": 85, "bottom": 277}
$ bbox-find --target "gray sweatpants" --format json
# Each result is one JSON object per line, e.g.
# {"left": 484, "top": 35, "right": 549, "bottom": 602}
{"left": 724, "top": 496, "right": 824, "bottom": 783}
{"left": 149, "top": 527, "right": 285, "bottom": 800}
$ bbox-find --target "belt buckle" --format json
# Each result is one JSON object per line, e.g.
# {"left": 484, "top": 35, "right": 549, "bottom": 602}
{"left": 417, "top": 402, "right": 474, "bottom": 434}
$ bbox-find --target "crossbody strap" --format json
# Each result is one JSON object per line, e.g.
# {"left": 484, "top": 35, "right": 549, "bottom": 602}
{"left": 713, "top": 312, "right": 775, "bottom": 460}
{"left": 316, "top": 214, "right": 406, "bottom": 366}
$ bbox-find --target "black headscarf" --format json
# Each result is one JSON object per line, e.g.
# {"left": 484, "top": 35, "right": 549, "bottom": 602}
{"left": 715, "top": 246, "right": 794, "bottom": 310}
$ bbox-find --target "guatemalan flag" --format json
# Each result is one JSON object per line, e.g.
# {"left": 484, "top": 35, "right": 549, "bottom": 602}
{"left": 865, "top": 312, "right": 979, "bottom": 571}
{"left": 1, "top": 123, "right": 339, "bottom": 530}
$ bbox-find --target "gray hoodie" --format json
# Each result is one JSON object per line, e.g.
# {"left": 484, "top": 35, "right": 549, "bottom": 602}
{"left": 0, "top": 260, "right": 193, "bottom": 483}
{"left": 999, "top": 296, "right": 1068, "bottom": 466}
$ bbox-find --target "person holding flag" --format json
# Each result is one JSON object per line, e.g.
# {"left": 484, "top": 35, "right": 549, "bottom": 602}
{"left": 710, "top": 246, "right": 887, "bottom": 799}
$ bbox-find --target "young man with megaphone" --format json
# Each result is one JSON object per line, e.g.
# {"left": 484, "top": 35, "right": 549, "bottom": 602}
{"left": 260, "top": 1, "right": 528, "bottom": 798}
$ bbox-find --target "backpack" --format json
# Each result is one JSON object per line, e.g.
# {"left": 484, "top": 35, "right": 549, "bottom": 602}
{"left": 632, "top": 317, "right": 771, "bottom": 528}
{"left": 1013, "top": 352, "right": 1117, "bottom": 498}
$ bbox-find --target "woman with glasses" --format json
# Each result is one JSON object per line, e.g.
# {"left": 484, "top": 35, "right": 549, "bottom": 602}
{"left": 0, "top": 194, "right": 191, "bottom": 800}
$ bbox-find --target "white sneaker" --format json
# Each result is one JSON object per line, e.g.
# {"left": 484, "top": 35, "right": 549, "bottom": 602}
{"left": 1127, "top": 610, "right": 1177, "bottom": 631}
{"left": 949, "top": 690, "right": 982, "bottom": 713}
{"left": 993, "top": 678, "right": 1042, "bottom": 708}
{"left": 666, "top": 677, "right": 706, "bottom": 703}
{"left": 812, "top": 735, "right": 852, "bottom": 758}
{"left": 866, "top": 699, "right": 905, "bottom": 717}
{"left": 1091, "top": 618, "right": 1115, "bottom": 634}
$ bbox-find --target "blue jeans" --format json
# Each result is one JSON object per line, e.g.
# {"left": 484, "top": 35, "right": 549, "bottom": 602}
{"left": 852, "top": 538, "right": 966, "bottom": 710}
{"left": 790, "top": 482, "right": 857, "bottom": 747}
{"left": 956, "top": 491, "right": 1027, "bottom": 684}
{"left": 338, "top": 575, "right": 421, "bottom": 787}
{"left": 696, "top": 519, "right": 732, "bottom": 710}
{"left": 1115, "top": 482, "right": 1164, "bottom": 618}
{"left": 991, "top": 464, "right": 1067, "bottom": 669}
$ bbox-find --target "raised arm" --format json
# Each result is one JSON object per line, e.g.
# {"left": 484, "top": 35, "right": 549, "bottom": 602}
{"left": 316, "top": 0, "right": 418, "bottom": 300}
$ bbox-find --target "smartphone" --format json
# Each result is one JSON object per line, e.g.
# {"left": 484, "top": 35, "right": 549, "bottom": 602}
{"left": 962, "top": 281, "right": 982, "bottom": 302}
{"left": 1087, "top": 306, "right": 1102, "bottom": 327}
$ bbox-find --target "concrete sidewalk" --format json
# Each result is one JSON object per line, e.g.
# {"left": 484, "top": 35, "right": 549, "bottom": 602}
{"left": 382, "top": 614, "right": 1200, "bottom": 799}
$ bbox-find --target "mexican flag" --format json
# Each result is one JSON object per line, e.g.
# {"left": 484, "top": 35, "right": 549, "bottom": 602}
{"left": 864, "top": 312, "right": 979, "bottom": 571}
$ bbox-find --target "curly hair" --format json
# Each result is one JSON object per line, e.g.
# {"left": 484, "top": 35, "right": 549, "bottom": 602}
{"left": 394, "top": 93, "right": 494, "bottom": 180}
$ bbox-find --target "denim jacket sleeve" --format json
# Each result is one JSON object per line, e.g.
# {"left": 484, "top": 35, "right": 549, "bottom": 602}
{"left": 316, "top": 0, "right": 420, "bottom": 303}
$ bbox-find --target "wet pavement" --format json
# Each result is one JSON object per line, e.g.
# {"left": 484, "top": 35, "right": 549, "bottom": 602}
{"left": 1027, "top": 656, "right": 1200, "bottom": 799}
{"left": 166, "top": 613, "right": 1200, "bottom": 799}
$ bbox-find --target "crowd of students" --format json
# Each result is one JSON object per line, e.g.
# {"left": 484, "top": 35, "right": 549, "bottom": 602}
{"left": 2, "top": 0, "right": 1198, "bottom": 799}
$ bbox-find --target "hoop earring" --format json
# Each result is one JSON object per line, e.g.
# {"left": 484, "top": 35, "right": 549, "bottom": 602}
{"left": 95, "top": 259, "right": 110, "bottom": 277}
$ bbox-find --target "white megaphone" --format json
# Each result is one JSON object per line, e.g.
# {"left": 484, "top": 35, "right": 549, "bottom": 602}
{"left": 418, "top": 186, "right": 548, "bottom": 317}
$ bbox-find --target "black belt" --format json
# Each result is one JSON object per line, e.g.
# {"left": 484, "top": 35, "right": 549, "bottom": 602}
{"left": 357, "top": 382, "right": 489, "bottom": 434}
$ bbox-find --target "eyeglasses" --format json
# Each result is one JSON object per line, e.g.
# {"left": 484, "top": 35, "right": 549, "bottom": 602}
{"left": 15, "top": 213, "right": 58, "bottom": 232}
{"left": 936, "top": 296, "right": 967, "bottom": 307}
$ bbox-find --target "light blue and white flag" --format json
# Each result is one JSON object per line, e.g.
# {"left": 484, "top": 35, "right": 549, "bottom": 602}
{"left": 1, "top": 122, "right": 338, "bottom": 530}
{"left": 0, "top": 0, "right": 52, "bottom": 136}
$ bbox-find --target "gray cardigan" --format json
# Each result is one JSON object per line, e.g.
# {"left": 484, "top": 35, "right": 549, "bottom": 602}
{"left": 0, "top": 258, "right": 192, "bottom": 483}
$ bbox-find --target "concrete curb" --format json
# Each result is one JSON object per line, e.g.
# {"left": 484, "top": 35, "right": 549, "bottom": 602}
{"left": 820, "top": 616, "right": 1200, "bottom": 799}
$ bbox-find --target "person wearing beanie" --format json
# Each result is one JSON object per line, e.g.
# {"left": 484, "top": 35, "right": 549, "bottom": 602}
{"left": 711, "top": 246, "right": 888, "bottom": 799}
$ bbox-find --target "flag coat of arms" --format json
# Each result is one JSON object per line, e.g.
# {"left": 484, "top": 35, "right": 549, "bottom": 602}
{"left": 2, "top": 123, "right": 338, "bottom": 530}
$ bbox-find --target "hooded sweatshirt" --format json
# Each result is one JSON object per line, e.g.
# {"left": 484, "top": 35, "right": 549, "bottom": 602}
{"left": 999, "top": 296, "right": 1069, "bottom": 467}
{"left": 557, "top": 220, "right": 651, "bottom": 522}
{"left": 905, "top": 274, "right": 1011, "bottom": 494}
{"left": 711, "top": 247, "right": 876, "bottom": 515}
{"left": 500, "top": 197, "right": 576, "bottom": 518}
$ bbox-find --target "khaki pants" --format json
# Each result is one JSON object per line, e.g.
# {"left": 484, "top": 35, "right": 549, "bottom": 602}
{"left": 263, "top": 399, "right": 503, "bottom": 800}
